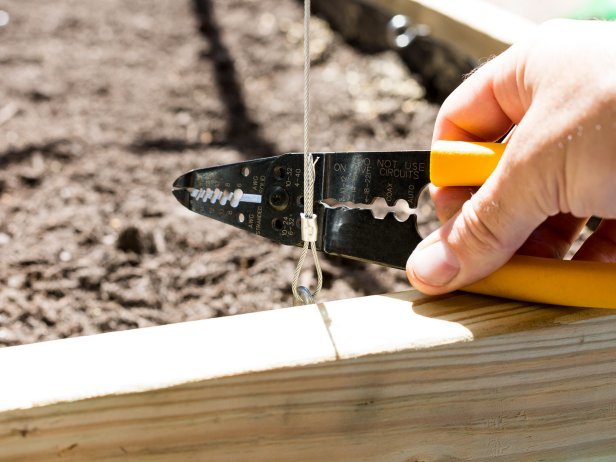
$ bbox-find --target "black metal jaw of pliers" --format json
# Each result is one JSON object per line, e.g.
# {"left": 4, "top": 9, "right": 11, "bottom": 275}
{"left": 173, "top": 151, "right": 431, "bottom": 269}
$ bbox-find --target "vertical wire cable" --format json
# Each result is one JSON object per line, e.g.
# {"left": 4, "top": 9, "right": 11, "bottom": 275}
{"left": 292, "top": 0, "right": 322, "bottom": 305}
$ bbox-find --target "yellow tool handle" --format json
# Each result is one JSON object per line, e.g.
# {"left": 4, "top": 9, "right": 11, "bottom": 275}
{"left": 465, "top": 256, "right": 616, "bottom": 309}
{"left": 430, "top": 140, "right": 505, "bottom": 187}
{"left": 428, "top": 140, "right": 616, "bottom": 309}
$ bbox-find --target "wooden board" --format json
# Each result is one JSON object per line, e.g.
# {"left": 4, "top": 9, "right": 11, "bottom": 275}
{"left": 363, "top": 0, "right": 538, "bottom": 58}
{"left": 1, "top": 290, "right": 616, "bottom": 461}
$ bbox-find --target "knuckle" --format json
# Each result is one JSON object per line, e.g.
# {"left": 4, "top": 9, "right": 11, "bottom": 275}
{"left": 450, "top": 200, "right": 508, "bottom": 257}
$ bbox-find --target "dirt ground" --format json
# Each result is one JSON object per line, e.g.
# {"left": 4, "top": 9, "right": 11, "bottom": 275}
{"left": 0, "top": 0, "right": 440, "bottom": 346}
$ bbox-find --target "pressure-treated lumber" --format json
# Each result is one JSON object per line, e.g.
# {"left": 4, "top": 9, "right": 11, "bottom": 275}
{"left": 364, "top": 0, "right": 538, "bottom": 58}
{"left": 1, "top": 290, "right": 616, "bottom": 461}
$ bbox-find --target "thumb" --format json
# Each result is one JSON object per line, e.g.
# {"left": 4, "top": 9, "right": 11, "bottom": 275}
{"left": 406, "top": 136, "right": 550, "bottom": 294}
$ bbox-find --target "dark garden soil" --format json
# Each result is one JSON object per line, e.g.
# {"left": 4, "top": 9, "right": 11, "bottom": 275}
{"left": 0, "top": 0, "right": 440, "bottom": 346}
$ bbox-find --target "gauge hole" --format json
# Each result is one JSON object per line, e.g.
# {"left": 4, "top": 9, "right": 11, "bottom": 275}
{"left": 273, "top": 166, "right": 286, "bottom": 180}
{"left": 241, "top": 167, "right": 250, "bottom": 177}
{"left": 272, "top": 218, "right": 284, "bottom": 231}
{"left": 238, "top": 213, "right": 245, "bottom": 223}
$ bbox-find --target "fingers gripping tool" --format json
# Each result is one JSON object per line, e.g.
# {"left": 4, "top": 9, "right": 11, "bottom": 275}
{"left": 173, "top": 141, "right": 616, "bottom": 309}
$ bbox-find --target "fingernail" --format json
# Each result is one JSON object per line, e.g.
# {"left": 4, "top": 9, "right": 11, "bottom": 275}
{"left": 408, "top": 241, "right": 460, "bottom": 287}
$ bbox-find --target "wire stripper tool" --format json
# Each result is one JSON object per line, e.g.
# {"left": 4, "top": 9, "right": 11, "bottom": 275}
{"left": 173, "top": 141, "right": 616, "bottom": 308}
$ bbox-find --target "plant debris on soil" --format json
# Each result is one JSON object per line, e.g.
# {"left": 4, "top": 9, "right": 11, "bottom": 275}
{"left": 0, "top": 0, "right": 440, "bottom": 347}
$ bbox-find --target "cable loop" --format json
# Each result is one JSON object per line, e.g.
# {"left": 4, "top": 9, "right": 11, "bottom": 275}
{"left": 291, "top": 0, "right": 322, "bottom": 305}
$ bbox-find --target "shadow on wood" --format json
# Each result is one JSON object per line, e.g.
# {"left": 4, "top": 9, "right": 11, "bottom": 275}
{"left": 1, "top": 290, "right": 615, "bottom": 461}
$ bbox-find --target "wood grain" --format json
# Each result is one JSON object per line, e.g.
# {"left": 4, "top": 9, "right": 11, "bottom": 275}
{"left": 1, "top": 290, "right": 615, "bottom": 461}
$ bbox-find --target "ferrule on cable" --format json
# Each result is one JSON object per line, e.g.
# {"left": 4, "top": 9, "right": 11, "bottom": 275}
{"left": 300, "top": 213, "right": 318, "bottom": 243}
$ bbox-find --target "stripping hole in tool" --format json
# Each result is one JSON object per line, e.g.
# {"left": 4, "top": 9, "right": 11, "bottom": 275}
{"left": 189, "top": 187, "right": 260, "bottom": 207}
{"left": 272, "top": 218, "right": 284, "bottom": 231}
{"left": 273, "top": 166, "right": 286, "bottom": 180}
{"left": 321, "top": 197, "right": 415, "bottom": 222}
{"left": 416, "top": 186, "right": 438, "bottom": 238}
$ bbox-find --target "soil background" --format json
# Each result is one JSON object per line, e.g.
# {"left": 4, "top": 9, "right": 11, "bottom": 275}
{"left": 0, "top": 0, "right": 440, "bottom": 346}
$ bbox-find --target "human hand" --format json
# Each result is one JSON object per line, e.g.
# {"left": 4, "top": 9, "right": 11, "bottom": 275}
{"left": 407, "top": 19, "right": 616, "bottom": 295}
